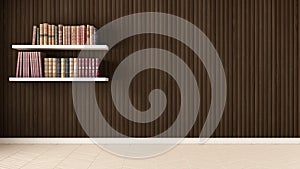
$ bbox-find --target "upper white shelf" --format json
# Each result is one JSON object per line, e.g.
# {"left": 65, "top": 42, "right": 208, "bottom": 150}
{"left": 9, "top": 77, "right": 109, "bottom": 82}
{"left": 12, "top": 45, "right": 109, "bottom": 51}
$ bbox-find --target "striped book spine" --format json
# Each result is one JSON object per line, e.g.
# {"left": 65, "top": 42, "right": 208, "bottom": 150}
{"left": 52, "top": 58, "right": 57, "bottom": 77}
{"left": 61, "top": 58, "right": 65, "bottom": 77}
{"left": 55, "top": 25, "right": 58, "bottom": 45}
{"left": 69, "top": 58, "right": 74, "bottom": 77}
{"left": 39, "top": 24, "right": 44, "bottom": 45}
{"left": 44, "top": 23, "right": 48, "bottom": 45}
{"left": 84, "top": 58, "right": 89, "bottom": 77}
{"left": 74, "top": 58, "right": 78, "bottom": 77}
{"left": 48, "top": 58, "right": 53, "bottom": 77}
{"left": 96, "top": 58, "right": 100, "bottom": 77}
{"left": 58, "top": 24, "right": 63, "bottom": 45}
{"left": 44, "top": 58, "right": 49, "bottom": 77}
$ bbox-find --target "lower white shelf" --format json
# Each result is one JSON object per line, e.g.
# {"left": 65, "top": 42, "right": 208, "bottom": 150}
{"left": 9, "top": 77, "right": 109, "bottom": 82}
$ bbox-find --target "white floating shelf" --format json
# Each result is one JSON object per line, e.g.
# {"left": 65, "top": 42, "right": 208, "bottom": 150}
{"left": 9, "top": 77, "right": 109, "bottom": 82}
{"left": 12, "top": 45, "right": 109, "bottom": 51}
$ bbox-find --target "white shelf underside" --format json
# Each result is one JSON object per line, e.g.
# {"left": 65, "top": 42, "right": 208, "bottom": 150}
{"left": 12, "top": 45, "right": 109, "bottom": 51}
{"left": 9, "top": 77, "right": 109, "bottom": 82}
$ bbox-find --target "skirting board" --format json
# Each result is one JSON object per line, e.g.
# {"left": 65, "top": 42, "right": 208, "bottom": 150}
{"left": 1, "top": 138, "right": 300, "bottom": 144}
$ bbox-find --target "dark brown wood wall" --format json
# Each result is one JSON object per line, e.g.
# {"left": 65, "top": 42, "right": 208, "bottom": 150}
{"left": 1, "top": 0, "right": 300, "bottom": 137}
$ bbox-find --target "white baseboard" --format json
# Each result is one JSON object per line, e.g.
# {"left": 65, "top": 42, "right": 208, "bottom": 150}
{"left": 1, "top": 138, "right": 300, "bottom": 144}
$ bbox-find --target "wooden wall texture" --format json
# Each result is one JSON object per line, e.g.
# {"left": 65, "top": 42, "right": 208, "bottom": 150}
{"left": 1, "top": 0, "right": 300, "bottom": 137}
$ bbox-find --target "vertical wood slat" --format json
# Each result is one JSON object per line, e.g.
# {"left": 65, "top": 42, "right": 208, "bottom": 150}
{"left": 1, "top": 0, "right": 300, "bottom": 137}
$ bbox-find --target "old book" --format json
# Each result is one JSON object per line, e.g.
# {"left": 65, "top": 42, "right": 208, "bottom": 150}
{"left": 71, "top": 26, "right": 76, "bottom": 45}
{"left": 87, "top": 25, "right": 90, "bottom": 45}
{"left": 76, "top": 26, "right": 80, "bottom": 45}
{"left": 54, "top": 25, "right": 58, "bottom": 45}
{"left": 65, "top": 58, "right": 70, "bottom": 77}
{"left": 44, "top": 23, "right": 48, "bottom": 45}
{"left": 78, "top": 58, "right": 81, "bottom": 77}
{"left": 73, "top": 58, "right": 78, "bottom": 77}
{"left": 58, "top": 24, "right": 63, "bottom": 45}
{"left": 52, "top": 58, "right": 57, "bottom": 77}
{"left": 96, "top": 58, "right": 100, "bottom": 77}
{"left": 37, "top": 52, "right": 42, "bottom": 77}
{"left": 56, "top": 58, "right": 61, "bottom": 77}
{"left": 39, "top": 24, "right": 44, "bottom": 45}
{"left": 48, "top": 58, "right": 53, "bottom": 77}
{"left": 48, "top": 24, "right": 52, "bottom": 45}
{"left": 63, "top": 26, "right": 66, "bottom": 45}
{"left": 36, "top": 28, "right": 40, "bottom": 45}
{"left": 44, "top": 58, "right": 49, "bottom": 77}
{"left": 61, "top": 58, "right": 65, "bottom": 77}
{"left": 32, "top": 26, "right": 37, "bottom": 45}
{"left": 88, "top": 58, "right": 92, "bottom": 77}
{"left": 69, "top": 58, "right": 74, "bottom": 77}
{"left": 16, "top": 52, "right": 21, "bottom": 77}
{"left": 90, "top": 26, "right": 94, "bottom": 45}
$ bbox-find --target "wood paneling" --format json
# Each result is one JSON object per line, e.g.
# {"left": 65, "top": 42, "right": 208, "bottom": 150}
{"left": 1, "top": 0, "right": 300, "bottom": 137}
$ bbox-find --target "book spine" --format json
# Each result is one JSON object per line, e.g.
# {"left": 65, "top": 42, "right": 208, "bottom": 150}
{"left": 87, "top": 25, "right": 90, "bottom": 45}
{"left": 48, "top": 24, "right": 51, "bottom": 45}
{"left": 56, "top": 58, "right": 61, "bottom": 77}
{"left": 65, "top": 58, "right": 69, "bottom": 77}
{"left": 71, "top": 26, "right": 75, "bottom": 45}
{"left": 29, "top": 53, "right": 33, "bottom": 77}
{"left": 52, "top": 58, "right": 56, "bottom": 77}
{"left": 90, "top": 26, "right": 93, "bottom": 45}
{"left": 61, "top": 58, "right": 65, "bottom": 77}
{"left": 94, "top": 27, "right": 97, "bottom": 45}
{"left": 68, "top": 26, "right": 71, "bottom": 45}
{"left": 24, "top": 53, "right": 26, "bottom": 77}
{"left": 44, "top": 23, "right": 48, "bottom": 45}
{"left": 81, "top": 58, "right": 85, "bottom": 77}
{"left": 36, "top": 28, "right": 40, "bottom": 45}
{"left": 16, "top": 52, "right": 20, "bottom": 77}
{"left": 81, "top": 25, "right": 85, "bottom": 45}
{"left": 44, "top": 58, "right": 48, "bottom": 77}
{"left": 19, "top": 52, "right": 23, "bottom": 77}
{"left": 76, "top": 26, "right": 80, "bottom": 45}
{"left": 63, "top": 26, "right": 66, "bottom": 45}
{"left": 58, "top": 24, "right": 63, "bottom": 45}
{"left": 91, "top": 58, "right": 95, "bottom": 77}
{"left": 55, "top": 25, "right": 58, "bottom": 45}
{"left": 32, "top": 26, "right": 37, "bottom": 45}
{"left": 78, "top": 58, "right": 81, "bottom": 77}
{"left": 69, "top": 58, "right": 74, "bottom": 77}
{"left": 88, "top": 58, "right": 92, "bottom": 77}
{"left": 84, "top": 58, "right": 88, "bottom": 77}
{"left": 39, "top": 24, "right": 44, "bottom": 45}
{"left": 73, "top": 58, "right": 78, "bottom": 77}
{"left": 96, "top": 58, "right": 100, "bottom": 77}
{"left": 49, "top": 58, "right": 53, "bottom": 77}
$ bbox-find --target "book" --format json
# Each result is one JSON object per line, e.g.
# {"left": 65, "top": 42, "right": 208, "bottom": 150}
{"left": 40, "top": 24, "right": 44, "bottom": 45}
{"left": 96, "top": 58, "right": 100, "bottom": 77}
{"left": 71, "top": 26, "right": 76, "bottom": 45}
{"left": 87, "top": 25, "right": 90, "bottom": 45}
{"left": 69, "top": 58, "right": 74, "bottom": 77}
{"left": 74, "top": 58, "right": 78, "bottom": 77}
{"left": 58, "top": 24, "right": 63, "bottom": 45}
{"left": 16, "top": 52, "right": 21, "bottom": 77}
{"left": 48, "top": 24, "right": 52, "bottom": 45}
{"left": 56, "top": 58, "right": 61, "bottom": 77}
{"left": 65, "top": 58, "right": 69, "bottom": 77}
{"left": 32, "top": 26, "right": 37, "bottom": 45}
{"left": 44, "top": 23, "right": 48, "bottom": 45}
{"left": 78, "top": 58, "right": 81, "bottom": 77}
{"left": 48, "top": 58, "right": 53, "bottom": 77}
{"left": 76, "top": 26, "right": 80, "bottom": 45}
{"left": 88, "top": 58, "right": 92, "bottom": 77}
{"left": 63, "top": 26, "right": 66, "bottom": 45}
{"left": 61, "top": 58, "right": 65, "bottom": 77}
{"left": 55, "top": 25, "right": 58, "bottom": 45}
{"left": 36, "top": 28, "right": 40, "bottom": 45}
{"left": 37, "top": 52, "right": 42, "bottom": 77}
{"left": 52, "top": 58, "right": 57, "bottom": 77}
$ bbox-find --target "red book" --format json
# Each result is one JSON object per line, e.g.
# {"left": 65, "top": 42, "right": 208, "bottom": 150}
{"left": 91, "top": 58, "right": 95, "bottom": 77}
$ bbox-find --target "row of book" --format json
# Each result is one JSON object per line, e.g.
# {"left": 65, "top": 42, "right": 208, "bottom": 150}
{"left": 16, "top": 52, "right": 42, "bottom": 77}
{"left": 44, "top": 58, "right": 101, "bottom": 78}
{"left": 32, "top": 23, "right": 97, "bottom": 45}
